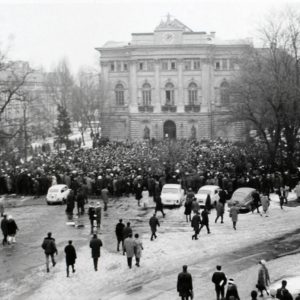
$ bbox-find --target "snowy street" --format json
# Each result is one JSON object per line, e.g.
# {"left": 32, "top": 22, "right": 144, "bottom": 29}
{"left": 0, "top": 196, "right": 300, "bottom": 299}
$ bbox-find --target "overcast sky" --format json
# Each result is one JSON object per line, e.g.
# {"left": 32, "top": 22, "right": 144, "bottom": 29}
{"left": 0, "top": 0, "right": 299, "bottom": 73}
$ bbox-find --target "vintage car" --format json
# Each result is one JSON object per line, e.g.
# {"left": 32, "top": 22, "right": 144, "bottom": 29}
{"left": 161, "top": 184, "right": 185, "bottom": 207}
{"left": 46, "top": 184, "right": 70, "bottom": 205}
{"left": 227, "top": 187, "right": 256, "bottom": 212}
{"left": 267, "top": 276, "right": 300, "bottom": 299}
{"left": 195, "top": 185, "right": 220, "bottom": 208}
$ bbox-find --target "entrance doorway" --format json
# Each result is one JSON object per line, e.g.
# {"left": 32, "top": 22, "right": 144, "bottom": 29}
{"left": 163, "top": 120, "right": 176, "bottom": 139}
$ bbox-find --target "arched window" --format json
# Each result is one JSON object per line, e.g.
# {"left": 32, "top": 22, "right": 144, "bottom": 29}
{"left": 190, "top": 125, "right": 196, "bottom": 140}
{"left": 143, "top": 126, "right": 150, "bottom": 139}
{"left": 188, "top": 82, "right": 198, "bottom": 105}
{"left": 115, "top": 83, "right": 124, "bottom": 106}
{"left": 165, "top": 82, "right": 175, "bottom": 105}
{"left": 220, "top": 81, "right": 230, "bottom": 105}
{"left": 142, "top": 83, "right": 151, "bottom": 106}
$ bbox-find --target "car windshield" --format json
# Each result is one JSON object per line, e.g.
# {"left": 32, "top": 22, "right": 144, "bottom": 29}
{"left": 49, "top": 189, "right": 59, "bottom": 193}
{"left": 197, "top": 190, "right": 211, "bottom": 195}
{"left": 162, "top": 188, "right": 179, "bottom": 194}
{"left": 232, "top": 192, "right": 248, "bottom": 201}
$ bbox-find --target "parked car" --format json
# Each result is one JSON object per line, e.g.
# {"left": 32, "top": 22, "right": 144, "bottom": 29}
{"left": 161, "top": 184, "right": 185, "bottom": 207}
{"left": 268, "top": 276, "right": 300, "bottom": 299}
{"left": 195, "top": 185, "right": 220, "bottom": 208}
{"left": 227, "top": 187, "right": 256, "bottom": 212}
{"left": 46, "top": 184, "right": 70, "bottom": 205}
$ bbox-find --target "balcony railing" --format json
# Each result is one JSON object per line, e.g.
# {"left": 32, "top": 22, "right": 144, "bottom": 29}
{"left": 184, "top": 105, "right": 200, "bottom": 113}
{"left": 161, "top": 105, "right": 177, "bottom": 112}
{"left": 138, "top": 105, "right": 154, "bottom": 113}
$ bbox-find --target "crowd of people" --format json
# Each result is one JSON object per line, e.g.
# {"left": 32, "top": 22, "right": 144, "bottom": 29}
{"left": 0, "top": 139, "right": 299, "bottom": 200}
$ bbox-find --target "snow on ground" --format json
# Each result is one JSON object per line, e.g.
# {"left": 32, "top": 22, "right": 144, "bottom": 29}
{"left": 3, "top": 198, "right": 300, "bottom": 300}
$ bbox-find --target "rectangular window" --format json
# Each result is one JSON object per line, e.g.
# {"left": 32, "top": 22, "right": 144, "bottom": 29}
{"left": 229, "top": 60, "right": 234, "bottom": 70}
{"left": 110, "top": 62, "right": 115, "bottom": 72}
{"left": 171, "top": 61, "right": 176, "bottom": 70}
{"left": 193, "top": 60, "right": 201, "bottom": 70}
{"left": 215, "top": 61, "right": 220, "bottom": 70}
{"left": 117, "top": 62, "right": 122, "bottom": 72}
{"left": 116, "top": 91, "right": 124, "bottom": 106}
{"left": 147, "top": 60, "right": 154, "bottom": 71}
{"left": 222, "top": 59, "right": 228, "bottom": 70}
{"left": 162, "top": 60, "right": 168, "bottom": 70}
{"left": 123, "top": 63, "right": 128, "bottom": 71}
{"left": 184, "top": 60, "right": 192, "bottom": 70}
{"left": 139, "top": 62, "right": 144, "bottom": 71}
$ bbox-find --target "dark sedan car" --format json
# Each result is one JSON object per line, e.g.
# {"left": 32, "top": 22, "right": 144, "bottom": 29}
{"left": 227, "top": 187, "right": 257, "bottom": 212}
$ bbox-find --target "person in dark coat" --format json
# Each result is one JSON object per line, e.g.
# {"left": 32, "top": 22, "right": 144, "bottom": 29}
{"left": 225, "top": 278, "right": 240, "bottom": 300}
{"left": 205, "top": 193, "right": 212, "bottom": 211}
{"left": 276, "top": 280, "right": 293, "bottom": 300}
{"left": 212, "top": 265, "right": 227, "bottom": 300}
{"left": 76, "top": 189, "right": 85, "bottom": 215}
{"left": 218, "top": 189, "right": 228, "bottom": 206}
{"left": 88, "top": 202, "right": 96, "bottom": 234}
{"left": 251, "top": 191, "right": 261, "bottom": 215}
{"left": 41, "top": 232, "right": 58, "bottom": 272}
{"left": 64, "top": 240, "right": 77, "bottom": 277}
{"left": 65, "top": 189, "right": 75, "bottom": 220}
{"left": 89, "top": 234, "right": 103, "bottom": 271}
{"left": 1, "top": 214, "right": 8, "bottom": 245}
{"left": 199, "top": 207, "right": 211, "bottom": 234}
{"left": 134, "top": 181, "right": 143, "bottom": 206}
{"left": 177, "top": 265, "right": 193, "bottom": 300}
{"left": 154, "top": 195, "right": 165, "bottom": 217}
{"left": 250, "top": 290, "right": 258, "bottom": 300}
{"left": 115, "top": 219, "right": 125, "bottom": 252}
{"left": 149, "top": 213, "right": 160, "bottom": 241}
{"left": 191, "top": 211, "right": 201, "bottom": 240}
{"left": 184, "top": 197, "right": 193, "bottom": 222}
{"left": 7, "top": 215, "right": 18, "bottom": 244}
{"left": 215, "top": 201, "right": 224, "bottom": 223}
{"left": 122, "top": 222, "right": 132, "bottom": 255}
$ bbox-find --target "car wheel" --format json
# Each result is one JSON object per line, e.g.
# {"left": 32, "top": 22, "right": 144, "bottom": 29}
{"left": 46, "top": 201, "right": 50, "bottom": 205}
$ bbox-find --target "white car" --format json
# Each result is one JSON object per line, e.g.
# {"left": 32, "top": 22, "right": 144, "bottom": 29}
{"left": 161, "top": 184, "right": 185, "bottom": 207}
{"left": 195, "top": 185, "right": 220, "bottom": 207}
{"left": 46, "top": 184, "right": 70, "bottom": 205}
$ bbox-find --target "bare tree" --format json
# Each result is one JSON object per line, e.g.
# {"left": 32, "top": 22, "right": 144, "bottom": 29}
{"left": 231, "top": 8, "right": 300, "bottom": 168}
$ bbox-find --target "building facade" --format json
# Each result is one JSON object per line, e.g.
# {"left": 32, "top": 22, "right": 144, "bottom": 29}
{"left": 96, "top": 16, "right": 251, "bottom": 141}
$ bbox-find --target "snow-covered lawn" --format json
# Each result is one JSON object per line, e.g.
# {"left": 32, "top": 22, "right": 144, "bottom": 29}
{"left": 2, "top": 198, "right": 300, "bottom": 300}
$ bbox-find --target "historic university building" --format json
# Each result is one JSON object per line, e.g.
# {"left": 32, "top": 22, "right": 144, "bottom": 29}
{"left": 96, "top": 16, "right": 251, "bottom": 141}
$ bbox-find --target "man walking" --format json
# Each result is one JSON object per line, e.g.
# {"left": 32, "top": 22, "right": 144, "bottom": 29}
{"left": 115, "top": 219, "right": 125, "bottom": 252}
{"left": 191, "top": 211, "right": 201, "bottom": 240}
{"left": 177, "top": 265, "right": 193, "bottom": 300}
{"left": 1, "top": 214, "right": 8, "bottom": 245}
{"left": 7, "top": 215, "right": 18, "bottom": 244}
{"left": 133, "top": 233, "right": 143, "bottom": 267}
{"left": 88, "top": 201, "right": 96, "bottom": 234}
{"left": 64, "top": 240, "right": 77, "bottom": 277}
{"left": 149, "top": 213, "right": 160, "bottom": 241}
{"left": 124, "top": 233, "right": 135, "bottom": 269}
{"left": 256, "top": 260, "right": 270, "bottom": 297}
{"left": 212, "top": 265, "right": 227, "bottom": 300}
{"left": 41, "top": 232, "right": 58, "bottom": 273}
{"left": 89, "top": 233, "right": 103, "bottom": 271}
{"left": 229, "top": 203, "right": 239, "bottom": 230}
{"left": 215, "top": 200, "right": 224, "bottom": 223}
{"left": 122, "top": 222, "right": 133, "bottom": 255}
{"left": 199, "top": 207, "right": 211, "bottom": 234}
{"left": 101, "top": 187, "right": 109, "bottom": 211}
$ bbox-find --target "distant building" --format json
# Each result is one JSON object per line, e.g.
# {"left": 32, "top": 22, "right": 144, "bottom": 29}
{"left": 96, "top": 16, "right": 251, "bottom": 141}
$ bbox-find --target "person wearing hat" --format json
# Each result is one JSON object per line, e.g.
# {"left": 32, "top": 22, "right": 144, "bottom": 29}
{"left": 212, "top": 265, "right": 227, "bottom": 300}
{"left": 225, "top": 278, "right": 240, "bottom": 300}
{"left": 177, "top": 265, "right": 193, "bottom": 300}
{"left": 256, "top": 259, "right": 270, "bottom": 297}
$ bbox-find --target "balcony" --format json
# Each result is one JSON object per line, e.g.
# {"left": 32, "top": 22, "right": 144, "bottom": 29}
{"left": 184, "top": 105, "right": 200, "bottom": 113}
{"left": 138, "top": 105, "right": 154, "bottom": 113}
{"left": 161, "top": 105, "right": 177, "bottom": 113}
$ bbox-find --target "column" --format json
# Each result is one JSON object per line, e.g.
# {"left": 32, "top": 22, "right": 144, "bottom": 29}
{"left": 129, "top": 61, "right": 138, "bottom": 113}
{"left": 154, "top": 60, "right": 161, "bottom": 112}
{"left": 177, "top": 59, "right": 184, "bottom": 112}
